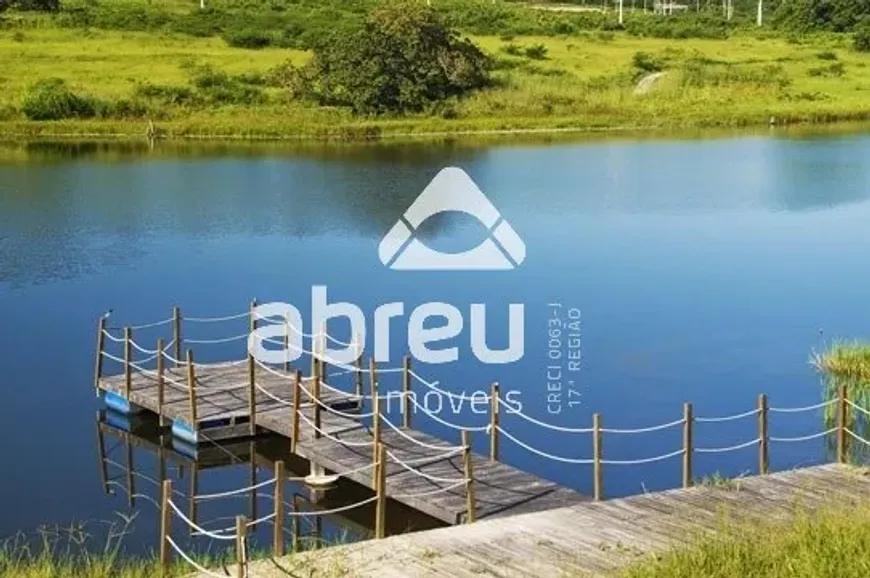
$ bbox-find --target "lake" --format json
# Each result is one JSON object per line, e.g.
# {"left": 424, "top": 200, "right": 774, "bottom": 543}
{"left": 1, "top": 129, "right": 869, "bottom": 554}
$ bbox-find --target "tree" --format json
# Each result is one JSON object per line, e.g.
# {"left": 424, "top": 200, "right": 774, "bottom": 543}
{"left": 0, "top": 0, "right": 60, "bottom": 11}
{"left": 291, "top": 0, "right": 491, "bottom": 115}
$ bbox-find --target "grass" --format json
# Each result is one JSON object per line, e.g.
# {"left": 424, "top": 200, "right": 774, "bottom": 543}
{"left": 1, "top": 22, "right": 870, "bottom": 140}
{"left": 694, "top": 471, "right": 747, "bottom": 491}
{"left": 620, "top": 502, "right": 870, "bottom": 578}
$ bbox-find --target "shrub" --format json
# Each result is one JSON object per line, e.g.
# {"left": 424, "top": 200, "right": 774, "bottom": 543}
{"left": 500, "top": 42, "right": 522, "bottom": 56}
{"left": 632, "top": 51, "right": 665, "bottom": 73}
{"left": 808, "top": 62, "right": 846, "bottom": 77}
{"left": 293, "top": 0, "right": 491, "bottom": 115}
{"left": 21, "top": 78, "right": 96, "bottom": 120}
{"left": 134, "top": 82, "right": 198, "bottom": 106}
{"left": 223, "top": 28, "right": 272, "bottom": 49}
{"left": 523, "top": 43, "right": 548, "bottom": 60}
{"left": 816, "top": 50, "right": 838, "bottom": 60}
{"left": 855, "top": 19, "right": 870, "bottom": 52}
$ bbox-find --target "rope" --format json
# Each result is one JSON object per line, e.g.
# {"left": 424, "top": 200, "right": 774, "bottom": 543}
{"left": 167, "top": 499, "right": 236, "bottom": 540}
{"left": 392, "top": 480, "right": 467, "bottom": 500}
{"left": 246, "top": 512, "right": 276, "bottom": 528}
{"left": 193, "top": 477, "right": 278, "bottom": 502}
{"left": 102, "top": 330, "right": 127, "bottom": 344}
{"left": 304, "top": 382, "right": 374, "bottom": 419}
{"left": 185, "top": 311, "right": 250, "bottom": 323}
{"left": 500, "top": 400, "right": 593, "bottom": 433}
{"left": 186, "top": 333, "right": 250, "bottom": 345}
{"left": 386, "top": 449, "right": 466, "bottom": 484}
{"left": 695, "top": 408, "right": 759, "bottom": 423}
{"left": 296, "top": 411, "right": 374, "bottom": 447}
{"left": 845, "top": 428, "right": 870, "bottom": 447}
{"left": 496, "top": 426, "right": 594, "bottom": 464}
{"left": 408, "top": 369, "right": 489, "bottom": 402}
{"left": 769, "top": 399, "right": 835, "bottom": 413}
{"left": 845, "top": 399, "right": 870, "bottom": 418}
{"left": 695, "top": 438, "right": 760, "bottom": 454}
{"left": 407, "top": 394, "right": 489, "bottom": 432}
{"left": 600, "top": 418, "right": 685, "bottom": 435}
{"left": 165, "top": 536, "right": 230, "bottom": 578}
{"left": 287, "top": 495, "right": 379, "bottom": 517}
{"left": 381, "top": 414, "right": 466, "bottom": 451}
{"left": 129, "top": 317, "right": 175, "bottom": 331}
{"left": 770, "top": 428, "right": 837, "bottom": 443}
{"left": 600, "top": 448, "right": 685, "bottom": 465}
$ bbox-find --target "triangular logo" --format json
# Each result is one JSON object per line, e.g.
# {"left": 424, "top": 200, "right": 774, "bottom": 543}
{"left": 378, "top": 167, "right": 526, "bottom": 271}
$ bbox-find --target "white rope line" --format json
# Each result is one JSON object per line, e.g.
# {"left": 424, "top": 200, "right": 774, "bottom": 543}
{"left": 246, "top": 512, "right": 277, "bottom": 528}
{"left": 101, "top": 351, "right": 127, "bottom": 364}
{"left": 167, "top": 499, "right": 236, "bottom": 540}
{"left": 496, "top": 425, "right": 594, "bottom": 464}
{"left": 386, "top": 449, "right": 466, "bottom": 484}
{"left": 324, "top": 333, "right": 356, "bottom": 347}
{"left": 391, "top": 480, "right": 467, "bottom": 500}
{"left": 302, "top": 382, "right": 375, "bottom": 419}
{"left": 185, "top": 311, "right": 249, "bottom": 323}
{"left": 193, "top": 477, "right": 277, "bottom": 502}
{"left": 695, "top": 408, "right": 760, "bottom": 423}
{"left": 408, "top": 369, "right": 489, "bottom": 402}
{"left": 600, "top": 418, "right": 685, "bottom": 435}
{"left": 328, "top": 368, "right": 359, "bottom": 378}
{"left": 186, "top": 333, "right": 250, "bottom": 345}
{"left": 381, "top": 414, "right": 467, "bottom": 451}
{"left": 390, "top": 446, "right": 466, "bottom": 468}
{"left": 128, "top": 316, "right": 175, "bottom": 331}
{"left": 769, "top": 399, "right": 835, "bottom": 413}
{"left": 289, "top": 495, "right": 379, "bottom": 517}
{"left": 296, "top": 411, "right": 374, "bottom": 447}
{"left": 165, "top": 536, "right": 230, "bottom": 578}
{"left": 192, "top": 359, "right": 249, "bottom": 369}
{"left": 125, "top": 360, "right": 190, "bottom": 391}
{"left": 844, "top": 399, "right": 870, "bottom": 418}
{"left": 600, "top": 448, "right": 685, "bottom": 465}
{"left": 317, "top": 378, "right": 392, "bottom": 401}
{"left": 102, "top": 330, "right": 127, "bottom": 344}
{"left": 770, "top": 428, "right": 836, "bottom": 443}
{"left": 695, "top": 438, "right": 761, "bottom": 454}
{"left": 845, "top": 428, "right": 870, "bottom": 447}
{"left": 407, "top": 394, "right": 489, "bottom": 432}
{"left": 499, "top": 399, "right": 593, "bottom": 433}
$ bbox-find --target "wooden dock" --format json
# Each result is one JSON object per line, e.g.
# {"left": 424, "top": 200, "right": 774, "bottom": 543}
{"left": 226, "top": 463, "right": 870, "bottom": 578}
{"left": 96, "top": 361, "right": 587, "bottom": 526}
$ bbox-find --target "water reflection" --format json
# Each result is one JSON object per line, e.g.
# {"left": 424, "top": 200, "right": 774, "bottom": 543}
{"left": 95, "top": 409, "right": 443, "bottom": 556}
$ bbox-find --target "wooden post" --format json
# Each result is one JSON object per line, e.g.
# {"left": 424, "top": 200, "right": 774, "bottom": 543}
{"left": 490, "top": 382, "right": 500, "bottom": 461}
{"left": 354, "top": 334, "right": 363, "bottom": 398}
{"left": 235, "top": 515, "right": 247, "bottom": 578}
{"left": 273, "top": 461, "right": 285, "bottom": 557}
{"left": 94, "top": 316, "right": 106, "bottom": 394}
{"left": 124, "top": 327, "right": 132, "bottom": 399}
{"left": 593, "top": 413, "right": 602, "bottom": 501}
{"left": 172, "top": 306, "right": 181, "bottom": 367}
{"left": 402, "top": 355, "right": 412, "bottom": 429}
{"left": 375, "top": 443, "right": 387, "bottom": 539}
{"left": 372, "top": 379, "right": 381, "bottom": 487}
{"left": 159, "top": 479, "right": 172, "bottom": 572}
{"left": 291, "top": 369, "right": 301, "bottom": 453}
{"left": 758, "top": 394, "right": 769, "bottom": 475}
{"left": 186, "top": 350, "right": 197, "bottom": 430}
{"left": 314, "top": 357, "right": 322, "bottom": 440}
{"left": 319, "top": 320, "right": 328, "bottom": 378}
{"left": 462, "top": 430, "right": 476, "bottom": 523}
{"left": 157, "top": 338, "right": 165, "bottom": 427}
{"left": 683, "top": 403, "right": 693, "bottom": 488}
{"left": 249, "top": 300, "right": 258, "bottom": 437}
{"left": 837, "top": 384, "right": 848, "bottom": 464}
{"left": 283, "top": 319, "right": 291, "bottom": 373}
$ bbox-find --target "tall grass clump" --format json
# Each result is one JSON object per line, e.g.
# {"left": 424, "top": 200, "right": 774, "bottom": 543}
{"left": 621, "top": 503, "right": 870, "bottom": 578}
{"left": 812, "top": 340, "right": 870, "bottom": 446}
{"left": 21, "top": 78, "right": 96, "bottom": 120}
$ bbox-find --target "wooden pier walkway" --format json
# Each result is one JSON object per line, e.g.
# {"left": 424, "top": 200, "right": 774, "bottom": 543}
{"left": 228, "top": 463, "right": 870, "bottom": 578}
{"left": 96, "top": 360, "right": 587, "bottom": 526}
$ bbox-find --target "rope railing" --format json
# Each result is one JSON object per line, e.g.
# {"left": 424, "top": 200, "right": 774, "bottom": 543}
{"left": 385, "top": 448, "right": 467, "bottom": 484}
{"left": 695, "top": 438, "right": 761, "bottom": 454}
{"left": 599, "top": 417, "right": 686, "bottom": 435}
{"left": 769, "top": 399, "right": 836, "bottom": 413}
{"left": 770, "top": 428, "right": 837, "bottom": 443}
{"left": 599, "top": 449, "right": 685, "bottom": 465}
{"left": 695, "top": 408, "right": 760, "bottom": 423}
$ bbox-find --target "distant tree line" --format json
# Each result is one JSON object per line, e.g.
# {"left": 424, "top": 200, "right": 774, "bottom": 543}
{"left": 0, "top": 0, "right": 59, "bottom": 12}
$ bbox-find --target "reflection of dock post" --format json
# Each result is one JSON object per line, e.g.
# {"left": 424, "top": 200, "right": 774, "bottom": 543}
{"left": 160, "top": 480, "right": 172, "bottom": 572}
{"left": 292, "top": 369, "right": 301, "bottom": 453}
{"left": 95, "top": 413, "right": 109, "bottom": 494}
{"left": 124, "top": 327, "right": 132, "bottom": 399}
{"left": 249, "top": 441, "right": 257, "bottom": 523}
{"left": 156, "top": 338, "right": 165, "bottom": 427}
{"left": 94, "top": 316, "right": 106, "bottom": 395}
{"left": 273, "top": 461, "right": 285, "bottom": 556}
{"left": 402, "top": 355, "right": 412, "bottom": 429}
{"left": 189, "top": 466, "right": 198, "bottom": 536}
{"left": 375, "top": 443, "right": 386, "bottom": 538}
{"left": 462, "top": 430, "right": 476, "bottom": 523}
{"left": 291, "top": 495, "right": 300, "bottom": 552}
{"left": 125, "top": 432, "right": 134, "bottom": 509}
{"left": 490, "top": 382, "right": 500, "bottom": 461}
{"left": 248, "top": 299, "right": 258, "bottom": 437}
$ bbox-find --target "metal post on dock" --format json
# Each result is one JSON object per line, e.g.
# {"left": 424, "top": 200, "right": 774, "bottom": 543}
{"left": 159, "top": 479, "right": 172, "bottom": 572}
{"left": 490, "top": 382, "right": 500, "bottom": 461}
{"left": 156, "top": 338, "right": 165, "bottom": 427}
{"left": 593, "top": 413, "right": 602, "bottom": 501}
{"left": 172, "top": 307, "right": 181, "bottom": 368}
{"left": 837, "top": 384, "right": 848, "bottom": 463}
{"left": 291, "top": 369, "right": 301, "bottom": 454}
{"left": 124, "top": 327, "right": 132, "bottom": 399}
{"left": 462, "top": 430, "right": 476, "bottom": 523}
{"left": 186, "top": 350, "right": 198, "bottom": 430}
{"left": 94, "top": 316, "right": 106, "bottom": 394}
{"left": 682, "top": 402, "right": 693, "bottom": 488}
{"left": 235, "top": 515, "right": 248, "bottom": 578}
{"left": 758, "top": 394, "right": 769, "bottom": 475}
{"left": 372, "top": 371, "right": 381, "bottom": 488}
{"left": 354, "top": 333, "right": 363, "bottom": 398}
{"left": 375, "top": 443, "right": 387, "bottom": 539}
{"left": 273, "top": 461, "right": 285, "bottom": 556}
{"left": 402, "top": 355, "right": 412, "bottom": 428}
{"left": 249, "top": 299, "right": 258, "bottom": 437}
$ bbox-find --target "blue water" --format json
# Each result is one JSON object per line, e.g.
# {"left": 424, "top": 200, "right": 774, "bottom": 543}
{"left": 1, "top": 131, "right": 869, "bottom": 551}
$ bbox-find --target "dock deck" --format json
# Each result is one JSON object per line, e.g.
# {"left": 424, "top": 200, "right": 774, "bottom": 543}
{"left": 97, "top": 361, "right": 587, "bottom": 525}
